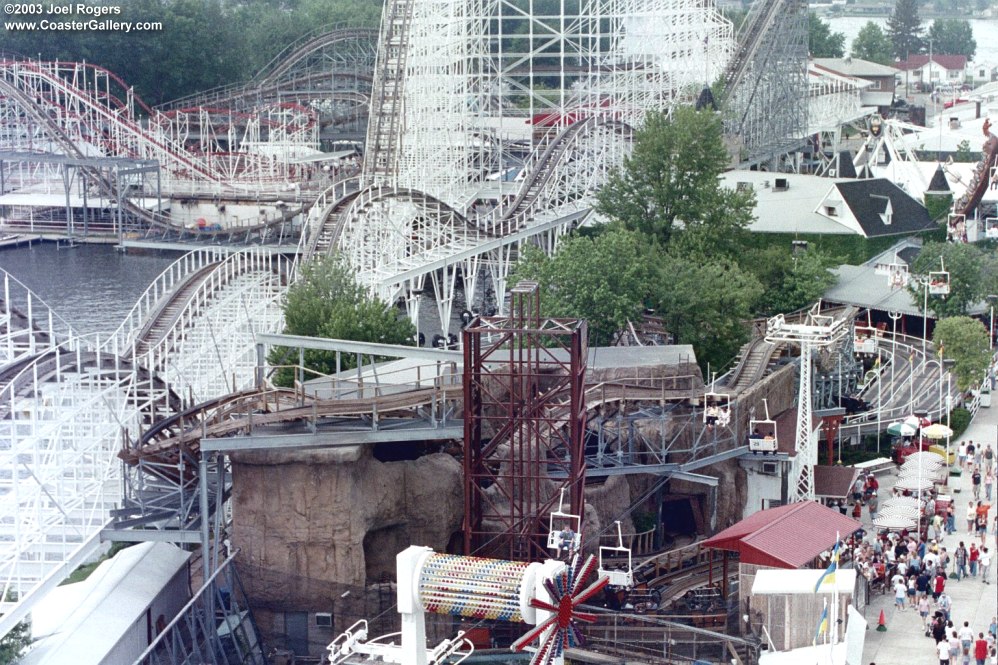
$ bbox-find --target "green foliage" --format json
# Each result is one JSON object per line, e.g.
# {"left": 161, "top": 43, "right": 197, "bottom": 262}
{"left": 924, "top": 193, "right": 954, "bottom": 222}
{"left": 269, "top": 255, "right": 415, "bottom": 387}
{"left": 887, "top": 0, "right": 923, "bottom": 59}
{"left": 851, "top": 22, "right": 895, "bottom": 65}
{"left": 908, "top": 241, "right": 988, "bottom": 318}
{"left": 933, "top": 316, "right": 990, "bottom": 390}
{"left": 0, "top": 0, "right": 382, "bottom": 105}
{"left": 809, "top": 12, "right": 845, "bottom": 58}
{"left": 595, "top": 108, "right": 752, "bottom": 258}
{"left": 746, "top": 246, "right": 837, "bottom": 316}
{"left": 510, "top": 227, "right": 657, "bottom": 346}
{"left": 927, "top": 19, "right": 976, "bottom": 59}
{"left": 0, "top": 591, "right": 31, "bottom": 664}
{"left": 953, "top": 140, "right": 976, "bottom": 163}
{"left": 947, "top": 407, "right": 972, "bottom": 440}
{"left": 655, "top": 251, "right": 763, "bottom": 372}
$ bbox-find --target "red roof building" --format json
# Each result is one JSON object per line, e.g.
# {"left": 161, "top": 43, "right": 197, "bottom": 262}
{"left": 895, "top": 54, "right": 968, "bottom": 90}
{"left": 702, "top": 501, "right": 861, "bottom": 569}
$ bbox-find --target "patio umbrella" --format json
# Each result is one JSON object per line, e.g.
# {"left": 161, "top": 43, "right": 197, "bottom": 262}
{"left": 878, "top": 505, "right": 920, "bottom": 519}
{"left": 887, "top": 421, "right": 917, "bottom": 437}
{"left": 898, "top": 468, "right": 945, "bottom": 482}
{"left": 904, "top": 415, "right": 932, "bottom": 429}
{"left": 882, "top": 496, "right": 921, "bottom": 510}
{"left": 901, "top": 460, "right": 943, "bottom": 474}
{"left": 873, "top": 514, "right": 917, "bottom": 531}
{"left": 906, "top": 451, "right": 945, "bottom": 464}
{"left": 921, "top": 424, "right": 953, "bottom": 440}
{"left": 894, "top": 476, "right": 935, "bottom": 492}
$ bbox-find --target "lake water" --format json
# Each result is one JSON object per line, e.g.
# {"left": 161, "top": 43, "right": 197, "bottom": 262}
{"left": 827, "top": 17, "right": 998, "bottom": 66}
{"left": 0, "top": 243, "right": 181, "bottom": 337}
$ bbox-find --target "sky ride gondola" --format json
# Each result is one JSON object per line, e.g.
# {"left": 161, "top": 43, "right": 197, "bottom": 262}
{"left": 547, "top": 487, "right": 581, "bottom": 556}
{"left": 748, "top": 398, "right": 777, "bottom": 454}
{"left": 928, "top": 259, "right": 950, "bottom": 296}
{"left": 597, "top": 521, "right": 633, "bottom": 588}
{"left": 703, "top": 388, "right": 731, "bottom": 429}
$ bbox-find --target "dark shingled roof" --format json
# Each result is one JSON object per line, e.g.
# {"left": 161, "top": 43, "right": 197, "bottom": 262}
{"left": 814, "top": 465, "right": 860, "bottom": 499}
{"left": 927, "top": 164, "right": 951, "bottom": 193}
{"left": 837, "top": 151, "right": 857, "bottom": 178}
{"left": 836, "top": 179, "right": 935, "bottom": 237}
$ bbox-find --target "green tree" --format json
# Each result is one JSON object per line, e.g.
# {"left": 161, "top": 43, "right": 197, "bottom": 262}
{"left": 595, "top": 108, "right": 753, "bottom": 257}
{"left": 927, "top": 19, "right": 976, "bottom": 60}
{"left": 655, "top": 252, "right": 763, "bottom": 372}
{"left": 747, "top": 246, "right": 837, "bottom": 316}
{"left": 908, "top": 242, "right": 987, "bottom": 318}
{"left": 0, "top": 591, "right": 31, "bottom": 664}
{"left": 851, "top": 22, "right": 895, "bottom": 65}
{"left": 933, "top": 316, "right": 990, "bottom": 390}
{"left": 809, "top": 12, "right": 846, "bottom": 58}
{"left": 510, "top": 227, "right": 657, "bottom": 346}
{"left": 887, "top": 0, "right": 924, "bottom": 60}
{"left": 269, "top": 254, "right": 415, "bottom": 386}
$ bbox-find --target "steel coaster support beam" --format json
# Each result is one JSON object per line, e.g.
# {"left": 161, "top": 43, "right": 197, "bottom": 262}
{"left": 463, "top": 281, "right": 588, "bottom": 561}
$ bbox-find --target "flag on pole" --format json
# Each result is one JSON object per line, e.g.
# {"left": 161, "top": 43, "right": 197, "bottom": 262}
{"left": 814, "top": 539, "right": 840, "bottom": 592}
{"left": 813, "top": 598, "right": 829, "bottom": 646}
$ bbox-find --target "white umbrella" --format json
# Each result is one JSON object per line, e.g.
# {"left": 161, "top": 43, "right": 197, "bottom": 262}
{"left": 894, "top": 476, "right": 935, "bottom": 492}
{"left": 877, "top": 505, "right": 920, "bottom": 519}
{"left": 873, "top": 514, "right": 917, "bottom": 531}
{"left": 906, "top": 451, "right": 945, "bottom": 464}
{"left": 887, "top": 421, "right": 918, "bottom": 437}
{"left": 902, "top": 459, "right": 943, "bottom": 472}
{"left": 898, "top": 470, "right": 945, "bottom": 484}
{"left": 883, "top": 496, "right": 921, "bottom": 509}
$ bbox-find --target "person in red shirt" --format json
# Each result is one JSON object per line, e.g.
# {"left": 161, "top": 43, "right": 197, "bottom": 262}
{"left": 933, "top": 571, "right": 946, "bottom": 601}
{"left": 975, "top": 632, "right": 988, "bottom": 664}
{"left": 970, "top": 543, "right": 981, "bottom": 577}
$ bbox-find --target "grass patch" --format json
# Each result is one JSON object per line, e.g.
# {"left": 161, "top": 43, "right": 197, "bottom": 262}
{"left": 61, "top": 542, "right": 133, "bottom": 586}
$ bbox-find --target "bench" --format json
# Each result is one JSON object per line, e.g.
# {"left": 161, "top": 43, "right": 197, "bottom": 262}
{"left": 853, "top": 457, "right": 895, "bottom": 475}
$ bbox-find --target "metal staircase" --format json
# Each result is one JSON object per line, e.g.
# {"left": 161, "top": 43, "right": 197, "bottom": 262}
{"left": 362, "top": 0, "right": 414, "bottom": 184}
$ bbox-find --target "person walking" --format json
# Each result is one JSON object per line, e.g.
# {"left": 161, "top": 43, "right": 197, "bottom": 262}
{"left": 939, "top": 637, "right": 952, "bottom": 664}
{"left": 985, "top": 444, "right": 995, "bottom": 474}
{"left": 971, "top": 543, "right": 981, "bottom": 577}
{"left": 938, "top": 591, "right": 952, "bottom": 621}
{"left": 987, "top": 469, "right": 995, "bottom": 503}
{"left": 961, "top": 622, "right": 976, "bottom": 658}
{"left": 950, "top": 631, "right": 962, "bottom": 664}
{"left": 977, "top": 633, "right": 990, "bottom": 665}
{"left": 981, "top": 547, "right": 992, "bottom": 584}
{"left": 960, "top": 441, "right": 969, "bottom": 469}
{"left": 974, "top": 467, "right": 984, "bottom": 501}
{"left": 970, "top": 503, "right": 979, "bottom": 533}
{"left": 895, "top": 578, "right": 907, "bottom": 610}
{"left": 956, "top": 543, "right": 969, "bottom": 580}
{"left": 869, "top": 493, "right": 879, "bottom": 521}
{"left": 934, "top": 570, "right": 946, "bottom": 601}
{"left": 948, "top": 504, "right": 957, "bottom": 535}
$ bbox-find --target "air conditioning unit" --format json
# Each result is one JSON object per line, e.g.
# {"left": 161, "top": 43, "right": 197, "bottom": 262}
{"left": 315, "top": 612, "right": 333, "bottom": 628}
{"left": 762, "top": 461, "right": 779, "bottom": 475}
{"left": 773, "top": 177, "right": 789, "bottom": 191}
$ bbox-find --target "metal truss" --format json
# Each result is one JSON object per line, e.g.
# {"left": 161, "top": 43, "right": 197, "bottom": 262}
{"left": 807, "top": 64, "right": 869, "bottom": 136}
{"left": 0, "top": 60, "right": 321, "bottom": 194}
{"left": 109, "top": 249, "right": 289, "bottom": 405}
{"left": 462, "top": 282, "right": 588, "bottom": 561}
{"left": 764, "top": 306, "right": 848, "bottom": 503}
{"left": 722, "top": 0, "right": 808, "bottom": 164}
{"left": 0, "top": 268, "right": 77, "bottom": 368}
{"left": 337, "top": 0, "right": 734, "bottom": 324}
{"left": 160, "top": 25, "right": 378, "bottom": 122}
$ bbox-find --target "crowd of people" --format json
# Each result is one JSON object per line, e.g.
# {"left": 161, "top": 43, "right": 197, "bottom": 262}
{"left": 856, "top": 438, "right": 997, "bottom": 664}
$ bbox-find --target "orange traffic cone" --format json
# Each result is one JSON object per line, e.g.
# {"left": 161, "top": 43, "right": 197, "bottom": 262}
{"left": 877, "top": 609, "right": 887, "bottom": 632}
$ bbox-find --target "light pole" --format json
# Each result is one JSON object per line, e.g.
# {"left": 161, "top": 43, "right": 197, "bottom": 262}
{"left": 988, "top": 294, "right": 997, "bottom": 351}
{"left": 889, "top": 310, "right": 902, "bottom": 404}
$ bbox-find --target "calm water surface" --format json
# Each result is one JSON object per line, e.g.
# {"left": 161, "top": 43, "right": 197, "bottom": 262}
{"left": 0, "top": 243, "right": 181, "bottom": 336}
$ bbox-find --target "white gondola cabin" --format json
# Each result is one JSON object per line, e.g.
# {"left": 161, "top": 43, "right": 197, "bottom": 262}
{"left": 854, "top": 325, "right": 879, "bottom": 355}
{"left": 928, "top": 271, "right": 950, "bottom": 296}
{"left": 597, "top": 521, "right": 633, "bottom": 588}
{"left": 547, "top": 488, "right": 581, "bottom": 556}
{"left": 703, "top": 391, "right": 731, "bottom": 429}
{"left": 986, "top": 218, "right": 998, "bottom": 240}
{"left": 748, "top": 399, "right": 778, "bottom": 453}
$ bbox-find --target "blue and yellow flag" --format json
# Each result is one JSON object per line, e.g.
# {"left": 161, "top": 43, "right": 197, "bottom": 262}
{"left": 814, "top": 541, "right": 839, "bottom": 592}
{"left": 813, "top": 600, "right": 829, "bottom": 646}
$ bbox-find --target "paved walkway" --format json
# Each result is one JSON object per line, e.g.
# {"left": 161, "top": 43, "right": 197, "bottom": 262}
{"left": 861, "top": 399, "right": 998, "bottom": 665}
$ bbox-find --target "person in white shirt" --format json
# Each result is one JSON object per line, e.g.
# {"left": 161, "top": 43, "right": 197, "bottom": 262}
{"left": 939, "top": 638, "right": 952, "bottom": 663}
{"left": 981, "top": 547, "right": 992, "bottom": 584}
{"left": 960, "top": 622, "right": 976, "bottom": 653}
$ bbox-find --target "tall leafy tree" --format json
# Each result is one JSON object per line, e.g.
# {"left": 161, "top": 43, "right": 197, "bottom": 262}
{"left": 933, "top": 316, "right": 990, "bottom": 390}
{"left": 595, "top": 108, "right": 754, "bottom": 258}
{"left": 510, "top": 227, "right": 657, "bottom": 346}
{"left": 887, "top": 0, "right": 924, "bottom": 60}
{"left": 927, "top": 19, "right": 976, "bottom": 60}
{"left": 746, "top": 246, "right": 837, "bottom": 316}
{"left": 269, "top": 254, "right": 415, "bottom": 386}
{"left": 809, "top": 12, "right": 846, "bottom": 58}
{"left": 655, "top": 252, "right": 763, "bottom": 372}
{"left": 851, "top": 22, "right": 895, "bottom": 65}
{"left": 908, "top": 241, "right": 987, "bottom": 318}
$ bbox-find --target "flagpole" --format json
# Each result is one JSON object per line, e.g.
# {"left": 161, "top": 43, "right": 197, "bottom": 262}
{"left": 832, "top": 531, "right": 840, "bottom": 650}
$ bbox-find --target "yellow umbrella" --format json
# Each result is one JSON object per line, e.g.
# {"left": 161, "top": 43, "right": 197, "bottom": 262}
{"left": 922, "top": 424, "right": 953, "bottom": 440}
